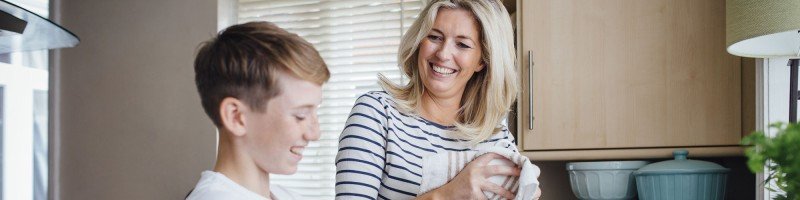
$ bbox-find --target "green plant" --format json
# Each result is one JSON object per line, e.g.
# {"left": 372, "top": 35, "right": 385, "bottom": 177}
{"left": 743, "top": 122, "right": 800, "bottom": 200}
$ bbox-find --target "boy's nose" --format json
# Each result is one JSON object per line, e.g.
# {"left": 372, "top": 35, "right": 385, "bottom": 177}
{"left": 305, "top": 115, "right": 321, "bottom": 141}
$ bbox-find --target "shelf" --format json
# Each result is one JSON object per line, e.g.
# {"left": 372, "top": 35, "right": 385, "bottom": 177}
{"left": 522, "top": 146, "right": 745, "bottom": 161}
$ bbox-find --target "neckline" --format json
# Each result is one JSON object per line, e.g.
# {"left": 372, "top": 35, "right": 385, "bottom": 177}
{"left": 415, "top": 113, "right": 457, "bottom": 129}
{"left": 205, "top": 171, "right": 270, "bottom": 200}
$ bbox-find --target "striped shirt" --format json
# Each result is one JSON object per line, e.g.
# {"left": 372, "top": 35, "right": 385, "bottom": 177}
{"left": 335, "top": 91, "right": 518, "bottom": 200}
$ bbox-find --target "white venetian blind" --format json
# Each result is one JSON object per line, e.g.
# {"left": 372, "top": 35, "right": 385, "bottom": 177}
{"left": 237, "top": 0, "right": 423, "bottom": 199}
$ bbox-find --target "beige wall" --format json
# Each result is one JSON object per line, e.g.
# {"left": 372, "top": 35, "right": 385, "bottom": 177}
{"left": 54, "top": 0, "right": 218, "bottom": 199}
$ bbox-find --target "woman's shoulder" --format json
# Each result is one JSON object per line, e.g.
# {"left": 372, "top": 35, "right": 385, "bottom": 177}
{"left": 348, "top": 91, "right": 397, "bottom": 123}
{"left": 355, "top": 91, "right": 398, "bottom": 109}
{"left": 357, "top": 91, "right": 393, "bottom": 102}
{"left": 477, "top": 123, "right": 517, "bottom": 151}
{"left": 477, "top": 122, "right": 515, "bottom": 143}
{"left": 495, "top": 122, "right": 513, "bottom": 139}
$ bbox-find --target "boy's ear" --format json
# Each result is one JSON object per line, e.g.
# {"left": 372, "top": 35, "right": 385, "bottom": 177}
{"left": 219, "top": 97, "right": 248, "bottom": 137}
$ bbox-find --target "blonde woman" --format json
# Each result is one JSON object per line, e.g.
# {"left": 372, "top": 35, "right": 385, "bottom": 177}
{"left": 336, "top": 0, "right": 538, "bottom": 199}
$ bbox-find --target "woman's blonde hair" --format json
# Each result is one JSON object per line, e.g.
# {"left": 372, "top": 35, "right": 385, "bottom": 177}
{"left": 379, "top": 0, "right": 518, "bottom": 144}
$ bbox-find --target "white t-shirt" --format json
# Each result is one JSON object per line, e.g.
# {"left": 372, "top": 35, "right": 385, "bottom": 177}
{"left": 186, "top": 171, "right": 302, "bottom": 200}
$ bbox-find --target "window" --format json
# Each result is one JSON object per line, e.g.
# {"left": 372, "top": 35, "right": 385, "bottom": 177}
{"left": 32, "top": 90, "right": 46, "bottom": 200}
{"left": 235, "top": 0, "right": 423, "bottom": 199}
{"left": 0, "top": 0, "right": 50, "bottom": 199}
{"left": 757, "top": 57, "right": 794, "bottom": 199}
{"left": 0, "top": 53, "right": 49, "bottom": 200}
{"left": 0, "top": 86, "right": 3, "bottom": 200}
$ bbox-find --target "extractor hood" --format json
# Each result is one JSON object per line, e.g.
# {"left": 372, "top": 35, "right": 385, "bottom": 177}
{"left": 0, "top": 0, "right": 79, "bottom": 53}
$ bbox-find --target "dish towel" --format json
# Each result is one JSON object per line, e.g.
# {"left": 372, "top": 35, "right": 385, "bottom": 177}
{"left": 419, "top": 146, "right": 541, "bottom": 200}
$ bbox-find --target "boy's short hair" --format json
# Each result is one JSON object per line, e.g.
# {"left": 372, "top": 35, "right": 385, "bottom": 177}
{"left": 194, "top": 21, "right": 330, "bottom": 127}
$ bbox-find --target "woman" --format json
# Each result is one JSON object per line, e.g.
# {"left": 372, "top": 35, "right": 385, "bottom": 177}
{"left": 335, "top": 0, "right": 537, "bottom": 199}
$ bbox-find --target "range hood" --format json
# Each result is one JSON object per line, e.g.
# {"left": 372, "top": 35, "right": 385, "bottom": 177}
{"left": 0, "top": 0, "right": 79, "bottom": 53}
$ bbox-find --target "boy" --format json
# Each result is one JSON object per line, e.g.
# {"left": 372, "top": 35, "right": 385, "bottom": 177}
{"left": 187, "top": 21, "right": 329, "bottom": 200}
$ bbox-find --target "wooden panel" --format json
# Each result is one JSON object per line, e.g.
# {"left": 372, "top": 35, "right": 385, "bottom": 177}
{"left": 523, "top": 146, "right": 744, "bottom": 161}
{"left": 742, "top": 58, "right": 756, "bottom": 136}
{"left": 518, "top": 0, "right": 741, "bottom": 150}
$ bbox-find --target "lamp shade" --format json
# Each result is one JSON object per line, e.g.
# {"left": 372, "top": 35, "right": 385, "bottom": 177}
{"left": 726, "top": 0, "right": 800, "bottom": 58}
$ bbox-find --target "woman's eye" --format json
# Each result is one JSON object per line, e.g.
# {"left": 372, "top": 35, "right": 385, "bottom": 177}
{"left": 294, "top": 115, "right": 307, "bottom": 121}
{"left": 457, "top": 42, "right": 472, "bottom": 49}
{"left": 427, "top": 35, "right": 441, "bottom": 41}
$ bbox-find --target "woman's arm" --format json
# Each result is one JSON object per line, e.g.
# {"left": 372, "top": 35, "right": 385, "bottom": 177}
{"left": 415, "top": 190, "right": 443, "bottom": 200}
{"left": 335, "top": 94, "right": 389, "bottom": 199}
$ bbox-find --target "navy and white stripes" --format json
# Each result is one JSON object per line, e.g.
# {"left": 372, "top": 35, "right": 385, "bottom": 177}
{"left": 335, "top": 91, "right": 517, "bottom": 200}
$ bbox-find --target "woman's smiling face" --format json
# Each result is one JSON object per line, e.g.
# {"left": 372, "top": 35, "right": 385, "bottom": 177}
{"left": 417, "top": 8, "right": 484, "bottom": 98}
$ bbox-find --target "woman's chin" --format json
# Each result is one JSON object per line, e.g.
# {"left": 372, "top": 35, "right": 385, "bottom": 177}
{"left": 424, "top": 81, "right": 459, "bottom": 94}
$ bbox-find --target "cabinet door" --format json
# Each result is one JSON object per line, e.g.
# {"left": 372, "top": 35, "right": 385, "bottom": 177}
{"left": 518, "top": 0, "right": 741, "bottom": 151}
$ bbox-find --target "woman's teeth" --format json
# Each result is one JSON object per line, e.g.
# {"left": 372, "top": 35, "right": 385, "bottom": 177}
{"left": 290, "top": 147, "right": 304, "bottom": 155}
{"left": 432, "top": 65, "right": 456, "bottom": 75}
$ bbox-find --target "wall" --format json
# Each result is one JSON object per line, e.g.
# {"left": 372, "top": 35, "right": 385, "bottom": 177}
{"left": 53, "top": 0, "right": 218, "bottom": 199}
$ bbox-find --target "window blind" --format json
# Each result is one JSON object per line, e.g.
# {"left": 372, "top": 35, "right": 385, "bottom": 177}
{"left": 237, "top": 1, "right": 423, "bottom": 199}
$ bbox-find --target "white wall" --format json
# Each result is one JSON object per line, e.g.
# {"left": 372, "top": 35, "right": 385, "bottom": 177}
{"left": 54, "top": 0, "right": 218, "bottom": 199}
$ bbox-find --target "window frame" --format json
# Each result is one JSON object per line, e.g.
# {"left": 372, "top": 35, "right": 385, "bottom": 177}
{"left": 755, "top": 57, "right": 793, "bottom": 200}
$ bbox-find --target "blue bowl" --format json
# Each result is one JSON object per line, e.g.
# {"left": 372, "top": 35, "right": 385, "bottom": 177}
{"left": 567, "top": 161, "right": 649, "bottom": 200}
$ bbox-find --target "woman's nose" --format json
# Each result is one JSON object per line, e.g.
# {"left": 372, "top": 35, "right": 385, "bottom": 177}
{"left": 435, "top": 43, "right": 453, "bottom": 62}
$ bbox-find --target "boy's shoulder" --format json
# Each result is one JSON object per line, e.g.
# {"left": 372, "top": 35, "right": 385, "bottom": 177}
{"left": 186, "top": 171, "right": 267, "bottom": 200}
{"left": 186, "top": 171, "right": 303, "bottom": 200}
{"left": 270, "top": 184, "right": 304, "bottom": 200}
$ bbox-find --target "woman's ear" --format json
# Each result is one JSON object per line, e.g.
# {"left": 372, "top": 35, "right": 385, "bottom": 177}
{"left": 476, "top": 61, "right": 486, "bottom": 72}
{"left": 219, "top": 97, "right": 248, "bottom": 137}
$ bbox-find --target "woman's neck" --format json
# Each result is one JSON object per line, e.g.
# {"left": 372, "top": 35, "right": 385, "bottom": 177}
{"left": 214, "top": 131, "right": 271, "bottom": 198}
{"left": 419, "top": 90, "right": 462, "bottom": 125}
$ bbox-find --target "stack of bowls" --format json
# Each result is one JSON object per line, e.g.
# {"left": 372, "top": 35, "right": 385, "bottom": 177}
{"left": 567, "top": 161, "right": 649, "bottom": 200}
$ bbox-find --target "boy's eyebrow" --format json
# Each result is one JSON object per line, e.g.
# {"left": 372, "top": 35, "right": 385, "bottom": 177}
{"left": 293, "top": 104, "right": 318, "bottom": 109}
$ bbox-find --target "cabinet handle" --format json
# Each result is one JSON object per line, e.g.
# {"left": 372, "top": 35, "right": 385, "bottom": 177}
{"left": 528, "top": 51, "right": 534, "bottom": 130}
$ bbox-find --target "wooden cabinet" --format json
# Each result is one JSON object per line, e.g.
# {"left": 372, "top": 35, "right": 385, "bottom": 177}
{"left": 515, "top": 0, "right": 746, "bottom": 160}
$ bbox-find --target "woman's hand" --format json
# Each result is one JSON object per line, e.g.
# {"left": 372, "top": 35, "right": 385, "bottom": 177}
{"left": 417, "top": 153, "right": 521, "bottom": 200}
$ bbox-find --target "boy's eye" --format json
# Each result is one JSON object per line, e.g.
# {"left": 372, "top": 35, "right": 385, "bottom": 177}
{"left": 294, "top": 113, "right": 308, "bottom": 121}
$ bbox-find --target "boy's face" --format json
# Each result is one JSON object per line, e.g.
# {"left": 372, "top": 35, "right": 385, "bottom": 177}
{"left": 243, "top": 72, "right": 322, "bottom": 175}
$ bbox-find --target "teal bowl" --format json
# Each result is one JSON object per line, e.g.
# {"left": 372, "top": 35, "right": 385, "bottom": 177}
{"left": 633, "top": 150, "right": 729, "bottom": 200}
{"left": 567, "top": 161, "right": 649, "bottom": 200}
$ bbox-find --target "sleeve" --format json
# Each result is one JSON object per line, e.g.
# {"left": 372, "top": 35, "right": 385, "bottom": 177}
{"left": 497, "top": 123, "right": 520, "bottom": 153}
{"left": 335, "top": 93, "right": 389, "bottom": 200}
